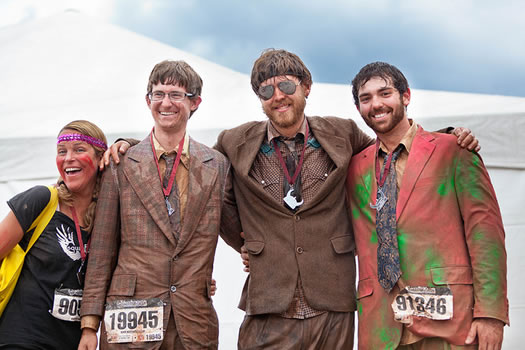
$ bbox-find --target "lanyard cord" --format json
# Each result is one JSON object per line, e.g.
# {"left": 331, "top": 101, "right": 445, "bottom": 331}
{"left": 272, "top": 124, "right": 309, "bottom": 186}
{"left": 150, "top": 129, "right": 185, "bottom": 198}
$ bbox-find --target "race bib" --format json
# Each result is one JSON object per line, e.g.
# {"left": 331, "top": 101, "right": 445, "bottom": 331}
{"left": 50, "top": 288, "right": 83, "bottom": 322}
{"left": 104, "top": 298, "right": 164, "bottom": 343}
{"left": 392, "top": 286, "right": 453, "bottom": 321}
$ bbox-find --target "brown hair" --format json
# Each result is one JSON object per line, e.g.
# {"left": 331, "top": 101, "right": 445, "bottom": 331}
{"left": 250, "top": 49, "right": 313, "bottom": 96}
{"left": 147, "top": 60, "right": 203, "bottom": 97}
{"left": 56, "top": 120, "right": 107, "bottom": 233}
{"left": 351, "top": 62, "right": 409, "bottom": 106}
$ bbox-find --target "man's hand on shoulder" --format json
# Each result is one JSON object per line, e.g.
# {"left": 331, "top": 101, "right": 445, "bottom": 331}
{"left": 98, "top": 140, "right": 131, "bottom": 171}
{"left": 465, "top": 317, "right": 504, "bottom": 350}
{"left": 453, "top": 127, "right": 481, "bottom": 152}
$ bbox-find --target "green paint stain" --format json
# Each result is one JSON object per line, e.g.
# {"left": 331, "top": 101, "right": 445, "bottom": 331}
{"left": 424, "top": 248, "right": 444, "bottom": 286}
{"left": 354, "top": 169, "right": 374, "bottom": 224}
{"left": 372, "top": 295, "right": 400, "bottom": 350}
{"left": 357, "top": 300, "right": 363, "bottom": 316}
{"left": 370, "top": 229, "right": 378, "bottom": 244}
{"left": 378, "top": 328, "right": 397, "bottom": 350}
{"left": 397, "top": 229, "right": 416, "bottom": 280}
{"left": 457, "top": 153, "right": 483, "bottom": 200}
{"left": 437, "top": 174, "right": 455, "bottom": 197}
{"left": 473, "top": 232, "right": 484, "bottom": 241}
{"left": 480, "top": 243, "right": 503, "bottom": 298}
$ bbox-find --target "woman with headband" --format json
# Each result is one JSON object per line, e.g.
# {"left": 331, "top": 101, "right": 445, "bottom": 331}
{"left": 0, "top": 120, "right": 107, "bottom": 349}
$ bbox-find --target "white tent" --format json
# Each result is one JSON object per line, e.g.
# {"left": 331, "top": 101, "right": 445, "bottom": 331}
{"left": 1, "top": 11, "right": 524, "bottom": 349}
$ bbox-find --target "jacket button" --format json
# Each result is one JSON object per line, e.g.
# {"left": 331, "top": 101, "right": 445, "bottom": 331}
{"left": 295, "top": 215, "right": 300, "bottom": 221}
{"left": 170, "top": 285, "right": 177, "bottom": 293}
{"left": 296, "top": 247, "right": 304, "bottom": 254}
{"left": 172, "top": 255, "right": 178, "bottom": 261}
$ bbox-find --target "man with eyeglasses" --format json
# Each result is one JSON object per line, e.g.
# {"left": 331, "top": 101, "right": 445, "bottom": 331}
{"left": 215, "top": 49, "right": 480, "bottom": 349}
{"left": 78, "top": 60, "right": 233, "bottom": 350}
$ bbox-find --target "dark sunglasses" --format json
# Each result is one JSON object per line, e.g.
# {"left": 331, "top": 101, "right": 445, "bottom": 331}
{"left": 258, "top": 80, "right": 300, "bottom": 100}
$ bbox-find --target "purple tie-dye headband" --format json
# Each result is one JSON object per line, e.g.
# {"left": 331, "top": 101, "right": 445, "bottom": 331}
{"left": 57, "top": 134, "right": 108, "bottom": 150}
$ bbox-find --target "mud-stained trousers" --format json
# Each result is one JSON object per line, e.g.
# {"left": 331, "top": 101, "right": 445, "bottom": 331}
{"left": 237, "top": 311, "right": 354, "bottom": 350}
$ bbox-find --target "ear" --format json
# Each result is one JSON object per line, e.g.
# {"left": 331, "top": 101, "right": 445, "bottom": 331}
{"left": 355, "top": 104, "right": 361, "bottom": 113}
{"left": 302, "top": 83, "right": 311, "bottom": 98}
{"left": 403, "top": 88, "right": 411, "bottom": 107}
{"left": 146, "top": 94, "right": 152, "bottom": 109}
{"left": 190, "top": 96, "right": 202, "bottom": 112}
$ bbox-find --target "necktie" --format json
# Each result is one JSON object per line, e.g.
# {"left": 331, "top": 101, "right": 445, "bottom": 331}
{"left": 161, "top": 153, "right": 181, "bottom": 240}
{"left": 376, "top": 146, "right": 403, "bottom": 293}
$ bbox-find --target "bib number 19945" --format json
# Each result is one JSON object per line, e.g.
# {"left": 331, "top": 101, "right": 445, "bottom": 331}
{"left": 104, "top": 298, "right": 164, "bottom": 343}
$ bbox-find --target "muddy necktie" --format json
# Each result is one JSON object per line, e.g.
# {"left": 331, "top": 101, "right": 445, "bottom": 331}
{"left": 161, "top": 153, "right": 181, "bottom": 241}
{"left": 376, "top": 145, "right": 403, "bottom": 293}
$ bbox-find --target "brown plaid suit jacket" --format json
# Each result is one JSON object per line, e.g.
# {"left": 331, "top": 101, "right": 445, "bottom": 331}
{"left": 216, "top": 116, "right": 374, "bottom": 315}
{"left": 80, "top": 136, "right": 230, "bottom": 349}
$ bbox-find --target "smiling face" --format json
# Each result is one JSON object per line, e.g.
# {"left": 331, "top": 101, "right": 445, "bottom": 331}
{"left": 146, "top": 82, "right": 201, "bottom": 134}
{"left": 56, "top": 130, "right": 100, "bottom": 196}
{"left": 260, "top": 75, "right": 310, "bottom": 135}
{"left": 356, "top": 76, "right": 410, "bottom": 137}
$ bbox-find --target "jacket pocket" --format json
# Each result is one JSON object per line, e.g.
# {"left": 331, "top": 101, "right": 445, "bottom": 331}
{"left": 430, "top": 266, "right": 473, "bottom": 285}
{"left": 244, "top": 240, "right": 265, "bottom": 255}
{"left": 357, "top": 278, "right": 374, "bottom": 299}
{"left": 330, "top": 235, "right": 355, "bottom": 254}
{"left": 107, "top": 274, "right": 137, "bottom": 296}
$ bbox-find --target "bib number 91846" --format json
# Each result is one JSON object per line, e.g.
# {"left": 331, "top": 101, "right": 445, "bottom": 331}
{"left": 104, "top": 298, "right": 164, "bottom": 343}
{"left": 392, "top": 286, "right": 453, "bottom": 321}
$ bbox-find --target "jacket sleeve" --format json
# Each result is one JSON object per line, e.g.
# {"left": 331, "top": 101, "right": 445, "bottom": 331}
{"left": 215, "top": 130, "right": 244, "bottom": 252}
{"left": 80, "top": 161, "right": 121, "bottom": 317}
{"left": 455, "top": 149, "right": 509, "bottom": 324}
{"left": 346, "top": 119, "right": 374, "bottom": 154}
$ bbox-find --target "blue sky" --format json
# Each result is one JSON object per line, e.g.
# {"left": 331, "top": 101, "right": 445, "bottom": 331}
{"left": 2, "top": 0, "right": 525, "bottom": 97}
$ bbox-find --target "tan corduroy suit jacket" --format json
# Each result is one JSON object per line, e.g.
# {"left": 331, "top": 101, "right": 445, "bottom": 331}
{"left": 216, "top": 116, "right": 374, "bottom": 315}
{"left": 80, "top": 136, "right": 230, "bottom": 349}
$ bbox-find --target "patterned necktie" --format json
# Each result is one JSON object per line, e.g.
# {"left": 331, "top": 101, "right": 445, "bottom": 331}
{"left": 161, "top": 153, "right": 181, "bottom": 240}
{"left": 376, "top": 145, "right": 403, "bottom": 293}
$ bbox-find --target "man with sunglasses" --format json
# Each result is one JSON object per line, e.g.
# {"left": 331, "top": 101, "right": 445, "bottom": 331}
{"left": 107, "top": 50, "right": 479, "bottom": 349}
{"left": 215, "top": 49, "right": 480, "bottom": 349}
{"left": 78, "top": 60, "right": 232, "bottom": 350}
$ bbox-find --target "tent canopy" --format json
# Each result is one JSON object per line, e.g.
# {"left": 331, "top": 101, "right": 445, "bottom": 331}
{"left": 1, "top": 11, "right": 523, "bottom": 349}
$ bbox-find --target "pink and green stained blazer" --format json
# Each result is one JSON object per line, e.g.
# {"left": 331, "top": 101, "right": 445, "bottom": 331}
{"left": 346, "top": 125, "right": 509, "bottom": 350}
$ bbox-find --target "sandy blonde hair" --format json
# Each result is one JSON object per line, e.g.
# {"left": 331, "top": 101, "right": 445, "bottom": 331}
{"left": 56, "top": 120, "right": 107, "bottom": 232}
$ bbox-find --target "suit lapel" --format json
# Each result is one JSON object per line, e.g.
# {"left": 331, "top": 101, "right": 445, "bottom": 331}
{"left": 300, "top": 117, "right": 349, "bottom": 211}
{"left": 123, "top": 137, "right": 177, "bottom": 247}
{"left": 234, "top": 122, "right": 286, "bottom": 212}
{"left": 396, "top": 127, "right": 436, "bottom": 219}
{"left": 174, "top": 139, "right": 218, "bottom": 256}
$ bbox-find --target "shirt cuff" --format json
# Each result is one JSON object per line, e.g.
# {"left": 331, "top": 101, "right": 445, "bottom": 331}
{"left": 81, "top": 315, "right": 101, "bottom": 331}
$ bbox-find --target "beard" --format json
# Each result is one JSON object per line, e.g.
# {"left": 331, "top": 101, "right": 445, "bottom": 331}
{"left": 363, "top": 98, "right": 405, "bottom": 135}
{"left": 262, "top": 95, "right": 307, "bottom": 130}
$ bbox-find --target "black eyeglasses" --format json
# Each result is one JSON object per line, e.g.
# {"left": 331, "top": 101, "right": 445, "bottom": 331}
{"left": 148, "top": 91, "right": 194, "bottom": 102}
{"left": 258, "top": 80, "right": 300, "bottom": 101}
